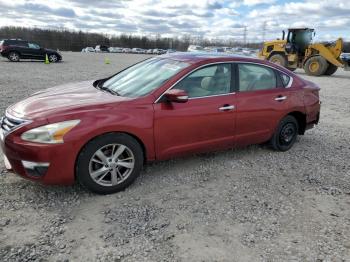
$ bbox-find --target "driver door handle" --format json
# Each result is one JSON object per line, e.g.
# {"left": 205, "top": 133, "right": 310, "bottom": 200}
{"left": 275, "top": 95, "right": 287, "bottom": 101}
{"left": 219, "top": 105, "right": 235, "bottom": 111}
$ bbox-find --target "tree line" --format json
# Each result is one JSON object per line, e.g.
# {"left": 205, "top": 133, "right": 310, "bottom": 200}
{"left": 0, "top": 26, "right": 262, "bottom": 51}
{"left": 0, "top": 26, "right": 348, "bottom": 52}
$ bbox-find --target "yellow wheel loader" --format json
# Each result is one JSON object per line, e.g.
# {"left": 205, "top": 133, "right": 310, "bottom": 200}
{"left": 258, "top": 28, "right": 350, "bottom": 76}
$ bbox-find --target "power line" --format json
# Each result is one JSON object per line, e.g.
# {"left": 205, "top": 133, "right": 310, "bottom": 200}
{"left": 262, "top": 21, "right": 267, "bottom": 42}
{"left": 243, "top": 26, "right": 247, "bottom": 47}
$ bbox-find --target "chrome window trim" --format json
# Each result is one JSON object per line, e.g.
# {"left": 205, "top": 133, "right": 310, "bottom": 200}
{"left": 154, "top": 60, "right": 294, "bottom": 103}
{"left": 188, "top": 92, "right": 236, "bottom": 100}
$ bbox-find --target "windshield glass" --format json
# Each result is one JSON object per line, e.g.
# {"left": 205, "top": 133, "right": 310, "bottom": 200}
{"left": 102, "top": 58, "right": 190, "bottom": 97}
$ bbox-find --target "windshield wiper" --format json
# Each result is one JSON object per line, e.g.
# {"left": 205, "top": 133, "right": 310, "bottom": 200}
{"left": 97, "top": 85, "right": 120, "bottom": 96}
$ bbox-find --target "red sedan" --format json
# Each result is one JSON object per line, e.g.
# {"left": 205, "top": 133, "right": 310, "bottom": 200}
{"left": 0, "top": 53, "right": 320, "bottom": 194}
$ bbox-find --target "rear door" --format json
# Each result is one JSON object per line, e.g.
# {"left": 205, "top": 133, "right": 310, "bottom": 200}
{"left": 234, "top": 63, "right": 293, "bottom": 146}
{"left": 154, "top": 63, "right": 236, "bottom": 160}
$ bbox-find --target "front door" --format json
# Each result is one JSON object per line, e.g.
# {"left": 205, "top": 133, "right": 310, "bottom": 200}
{"left": 154, "top": 63, "right": 236, "bottom": 160}
{"left": 26, "top": 43, "right": 45, "bottom": 60}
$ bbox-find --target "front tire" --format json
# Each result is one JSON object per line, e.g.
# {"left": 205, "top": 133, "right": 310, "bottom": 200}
{"left": 268, "top": 54, "right": 287, "bottom": 67}
{"left": 8, "top": 51, "right": 20, "bottom": 62}
{"left": 270, "top": 115, "right": 299, "bottom": 151}
{"left": 76, "top": 133, "right": 143, "bottom": 194}
{"left": 48, "top": 54, "right": 59, "bottom": 63}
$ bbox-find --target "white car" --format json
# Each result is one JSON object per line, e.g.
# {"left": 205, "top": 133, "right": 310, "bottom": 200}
{"left": 131, "top": 48, "right": 144, "bottom": 54}
{"left": 153, "top": 49, "right": 165, "bottom": 55}
{"left": 187, "top": 45, "right": 204, "bottom": 52}
{"left": 122, "top": 48, "right": 131, "bottom": 53}
{"left": 84, "top": 47, "right": 95, "bottom": 53}
{"left": 109, "top": 47, "right": 123, "bottom": 53}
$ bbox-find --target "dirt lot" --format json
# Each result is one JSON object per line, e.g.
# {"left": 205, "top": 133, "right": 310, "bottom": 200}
{"left": 0, "top": 52, "right": 349, "bottom": 262}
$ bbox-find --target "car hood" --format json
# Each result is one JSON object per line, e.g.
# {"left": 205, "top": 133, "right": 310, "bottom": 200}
{"left": 44, "top": 48, "right": 58, "bottom": 53}
{"left": 7, "top": 81, "right": 128, "bottom": 120}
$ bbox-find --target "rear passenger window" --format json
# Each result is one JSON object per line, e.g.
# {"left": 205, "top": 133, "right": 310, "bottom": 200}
{"left": 280, "top": 73, "right": 291, "bottom": 87}
{"left": 238, "top": 64, "right": 277, "bottom": 91}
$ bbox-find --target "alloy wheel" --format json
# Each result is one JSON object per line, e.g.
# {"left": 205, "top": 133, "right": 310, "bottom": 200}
{"left": 9, "top": 52, "right": 19, "bottom": 62}
{"left": 88, "top": 143, "right": 135, "bottom": 187}
{"left": 279, "top": 123, "right": 296, "bottom": 146}
{"left": 49, "top": 54, "right": 58, "bottom": 62}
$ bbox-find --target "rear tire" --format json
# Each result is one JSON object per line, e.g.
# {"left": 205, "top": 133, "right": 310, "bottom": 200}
{"left": 324, "top": 63, "right": 338, "bottom": 75}
{"left": 268, "top": 54, "right": 287, "bottom": 67}
{"left": 304, "top": 56, "right": 328, "bottom": 76}
{"left": 270, "top": 115, "right": 299, "bottom": 151}
{"left": 76, "top": 133, "right": 143, "bottom": 194}
{"left": 8, "top": 51, "right": 20, "bottom": 62}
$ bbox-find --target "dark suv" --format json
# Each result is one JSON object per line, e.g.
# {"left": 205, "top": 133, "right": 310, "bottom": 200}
{"left": 0, "top": 39, "right": 62, "bottom": 62}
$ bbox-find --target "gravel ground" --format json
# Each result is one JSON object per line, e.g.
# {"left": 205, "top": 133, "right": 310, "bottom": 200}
{"left": 0, "top": 52, "right": 349, "bottom": 262}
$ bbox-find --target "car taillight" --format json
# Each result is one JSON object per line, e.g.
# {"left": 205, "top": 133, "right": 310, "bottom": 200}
{"left": 0, "top": 45, "right": 8, "bottom": 51}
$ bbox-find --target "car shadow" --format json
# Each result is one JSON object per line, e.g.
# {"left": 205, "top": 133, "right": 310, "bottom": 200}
{"left": 0, "top": 59, "right": 64, "bottom": 63}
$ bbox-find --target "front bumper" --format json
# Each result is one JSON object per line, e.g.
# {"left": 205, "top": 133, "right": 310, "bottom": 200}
{"left": 0, "top": 129, "right": 76, "bottom": 185}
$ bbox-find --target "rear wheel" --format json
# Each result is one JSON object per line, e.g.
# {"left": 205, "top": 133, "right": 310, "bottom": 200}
{"left": 324, "top": 63, "right": 338, "bottom": 75}
{"left": 76, "top": 133, "right": 143, "bottom": 194}
{"left": 268, "top": 54, "right": 287, "bottom": 67}
{"left": 304, "top": 56, "right": 328, "bottom": 76}
{"left": 8, "top": 51, "right": 20, "bottom": 62}
{"left": 270, "top": 115, "right": 299, "bottom": 151}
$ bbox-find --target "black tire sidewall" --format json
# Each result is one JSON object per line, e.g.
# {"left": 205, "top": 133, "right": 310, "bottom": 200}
{"left": 324, "top": 63, "right": 338, "bottom": 75}
{"left": 304, "top": 56, "right": 328, "bottom": 76}
{"left": 269, "top": 54, "right": 287, "bottom": 67}
{"left": 271, "top": 116, "right": 299, "bottom": 151}
{"left": 76, "top": 133, "right": 143, "bottom": 194}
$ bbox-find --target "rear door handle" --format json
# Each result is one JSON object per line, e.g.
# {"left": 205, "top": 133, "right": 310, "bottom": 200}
{"left": 275, "top": 95, "right": 287, "bottom": 101}
{"left": 219, "top": 105, "right": 235, "bottom": 111}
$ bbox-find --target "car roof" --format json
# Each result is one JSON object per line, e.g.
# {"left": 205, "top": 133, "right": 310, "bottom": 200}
{"left": 160, "top": 52, "right": 264, "bottom": 64}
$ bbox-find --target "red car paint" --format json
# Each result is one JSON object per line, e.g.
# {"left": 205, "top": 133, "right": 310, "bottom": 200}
{"left": 0, "top": 54, "right": 320, "bottom": 185}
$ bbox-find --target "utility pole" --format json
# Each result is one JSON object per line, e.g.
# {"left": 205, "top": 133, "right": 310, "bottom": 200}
{"left": 243, "top": 26, "right": 247, "bottom": 47}
{"left": 262, "top": 21, "right": 267, "bottom": 42}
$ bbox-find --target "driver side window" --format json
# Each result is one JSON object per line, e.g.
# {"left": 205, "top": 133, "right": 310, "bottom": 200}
{"left": 173, "top": 64, "right": 231, "bottom": 98}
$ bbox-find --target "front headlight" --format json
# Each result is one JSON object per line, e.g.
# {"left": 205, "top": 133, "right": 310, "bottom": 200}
{"left": 21, "top": 120, "right": 80, "bottom": 144}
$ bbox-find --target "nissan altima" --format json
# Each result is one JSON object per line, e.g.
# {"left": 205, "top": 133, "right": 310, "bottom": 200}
{"left": 0, "top": 53, "right": 320, "bottom": 194}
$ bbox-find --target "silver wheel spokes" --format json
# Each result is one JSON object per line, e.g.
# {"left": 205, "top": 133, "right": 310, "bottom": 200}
{"left": 10, "top": 53, "right": 18, "bottom": 61}
{"left": 89, "top": 144, "right": 135, "bottom": 186}
{"left": 49, "top": 55, "right": 57, "bottom": 62}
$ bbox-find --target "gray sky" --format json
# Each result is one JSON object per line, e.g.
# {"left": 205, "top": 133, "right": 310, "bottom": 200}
{"left": 0, "top": 0, "right": 349, "bottom": 42}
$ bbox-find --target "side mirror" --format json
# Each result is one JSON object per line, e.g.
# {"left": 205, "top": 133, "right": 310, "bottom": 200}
{"left": 164, "top": 89, "right": 188, "bottom": 103}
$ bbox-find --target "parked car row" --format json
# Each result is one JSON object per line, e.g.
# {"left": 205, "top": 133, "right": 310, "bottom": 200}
{"left": 81, "top": 45, "right": 175, "bottom": 55}
{"left": 186, "top": 45, "right": 259, "bottom": 57}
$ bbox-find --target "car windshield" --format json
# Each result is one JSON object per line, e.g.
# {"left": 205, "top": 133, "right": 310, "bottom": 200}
{"left": 102, "top": 58, "right": 189, "bottom": 98}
